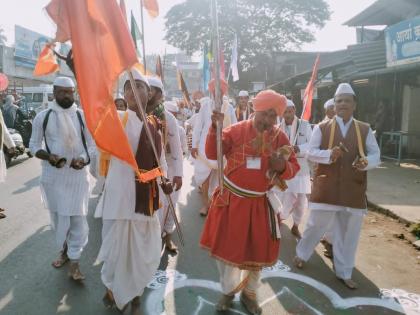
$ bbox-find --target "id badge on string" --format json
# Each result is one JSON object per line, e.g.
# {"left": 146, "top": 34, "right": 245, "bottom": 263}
{"left": 246, "top": 157, "right": 261, "bottom": 170}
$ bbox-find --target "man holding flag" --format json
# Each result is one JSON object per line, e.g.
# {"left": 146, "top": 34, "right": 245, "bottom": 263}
{"left": 95, "top": 69, "right": 173, "bottom": 311}
{"left": 201, "top": 90, "right": 300, "bottom": 314}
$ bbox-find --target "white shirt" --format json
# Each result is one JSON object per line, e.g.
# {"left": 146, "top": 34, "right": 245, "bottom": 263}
{"left": 29, "top": 103, "right": 96, "bottom": 216}
{"left": 307, "top": 116, "right": 381, "bottom": 212}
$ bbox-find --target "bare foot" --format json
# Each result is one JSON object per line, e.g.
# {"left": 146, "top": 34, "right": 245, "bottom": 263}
{"left": 338, "top": 277, "right": 358, "bottom": 289}
{"left": 293, "top": 256, "right": 304, "bottom": 269}
{"left": 0, "top": 213, "right": 6, "bottom": 219}
{"left": 199, "top": 206, "right": 208, "bottom": 216}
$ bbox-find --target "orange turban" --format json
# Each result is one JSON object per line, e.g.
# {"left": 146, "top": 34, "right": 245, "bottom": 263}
{"left": 208, "top": 78, "right": 228, "bottom": 96}
{"left": 252, "top": 90, "right": 287, "bottom": 116}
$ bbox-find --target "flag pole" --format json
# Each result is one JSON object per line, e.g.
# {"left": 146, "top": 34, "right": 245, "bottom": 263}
{"left": 127, "top": 70, "right": 184, "bottom": 246}
{"left": 139, "top": 0, "right": 147, "bottom": 72}
{"left": 211, "top": 0, "right": 224, "bottom": 193}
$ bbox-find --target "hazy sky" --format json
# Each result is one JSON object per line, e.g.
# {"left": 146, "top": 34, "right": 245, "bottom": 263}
{"left": 0, "top": 0, "right": 377, "bottom": 55}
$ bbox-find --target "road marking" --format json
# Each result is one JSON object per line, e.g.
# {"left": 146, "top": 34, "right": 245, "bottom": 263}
{"left": 145, "top": 261, "right": 409, "bottom": 315}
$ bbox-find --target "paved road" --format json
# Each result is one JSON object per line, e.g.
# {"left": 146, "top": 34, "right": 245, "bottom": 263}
{"left": 0, "top": 157, "right": 419, "bottom": 315}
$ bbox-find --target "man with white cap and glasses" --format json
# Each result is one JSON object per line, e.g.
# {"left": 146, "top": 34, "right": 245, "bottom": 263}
{"left": 147, "top": 76, "right": 183, "bottom": 252}
{"left": 277, "top": 99, "right": 312, "bottom": 238}
{"left": 95, "top": 69, "right": 173, "bottom": 311}
{"left": 294, "top": 83, "right": 381, "bottom": 289}
{"left": 29, "top": 76, "right": 95, "bottom": 281}
{"left": 235, "top": 90, "right": 251, "bottom": 121}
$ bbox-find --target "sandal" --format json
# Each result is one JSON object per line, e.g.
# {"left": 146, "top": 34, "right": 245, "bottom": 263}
{"left": 164, "top": 234, "right": 178, "bottom": 253}
{"left": 0, "top": 213, "right": 5, "bottom": 219}
{"left": 103, "top": 290, "right": 116, "bottom": 309}
{"left": 69, "top": 262, "right": 85, "bottom": 281}
{"left": 52, "top": 254, "right": 69, "bottom": 268}
{"left": 0, "top": 208, "right": 5, "bottom": 212}
{"left": 240, "top": 292, "right": 262, "bottom": 315}
{"left": 215, "top": 294, "right": 235, "bottom": 311}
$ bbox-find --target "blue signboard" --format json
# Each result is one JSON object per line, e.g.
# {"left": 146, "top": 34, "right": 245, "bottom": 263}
{"left": 14, "top": 25, "right": 51, "bottom": 69}
{"left": 385, "top": 16, "right": 420, "bottom": 67}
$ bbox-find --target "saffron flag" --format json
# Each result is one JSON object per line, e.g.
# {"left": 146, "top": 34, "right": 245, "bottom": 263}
{"left": 120, "top": 0, "right": 127, "bottom": 23}
{"left": 131, "top": 11, "right": 142, "bottom": 54}
{"left": 156, "top": 55, "right": 164, "bottom": 82}
{"left": 142, "top": 0, "right": 159, "bottom": 18}
{"left": 45, "top": 0, "right": 139, "bottom": 172}
{"left": 229, "top": 34, "right": 239, "bottom": 82}
{"left": 177, "top": 70, "right": 191, "bottom": 104}
{"left": 301, "top": 54, "right": 320, "bottom": 121}
{"left": 33, "top": 45, "right": 59, "bottom": 76}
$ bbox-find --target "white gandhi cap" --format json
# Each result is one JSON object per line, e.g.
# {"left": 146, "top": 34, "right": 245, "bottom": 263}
{"left": 324, "top": 98, "right": 335, "bottom": 109}
{"left": 164, "top": 101, "right": 179, "bottom": 113}
{"left": 238, "top": 90, "right": 249, "bottom": 97}
{"left": 53, "top": 76, "right": 75, "bottom": 88}
{"left": 123, "top": 67, "right": 150, "bottom": 88}
{"left": 147, "top": 76, "right": 164, "bottom": 92}
{"left": 286, "top": 99, "right": 295, "bottom": 107}
{"left": 335, "top": 83, "right": 355, "bottom": 97}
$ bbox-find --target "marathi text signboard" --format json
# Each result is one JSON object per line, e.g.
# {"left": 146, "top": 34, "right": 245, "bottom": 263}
{"left": 385, "top": 16, "right": 420, "bottom": 67}
{"left": 14, "top": 25, "right": 51, "bottom": 68}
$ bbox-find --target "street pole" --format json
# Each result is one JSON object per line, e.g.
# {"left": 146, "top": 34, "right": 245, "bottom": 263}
{"left": 211, "top": 0, "right": 224, "bottom": 192}
{"left": 140, "top": 0, "right": 147, "bottom": 72}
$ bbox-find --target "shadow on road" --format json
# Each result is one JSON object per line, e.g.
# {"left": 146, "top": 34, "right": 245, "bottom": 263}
{"left": 12, "top": 176, "right": 39, "bottom": 195}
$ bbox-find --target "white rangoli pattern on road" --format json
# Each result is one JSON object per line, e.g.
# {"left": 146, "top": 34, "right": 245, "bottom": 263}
{"left": 381, "top": 289, "right": 420, "bottom": 315}
{"left": 145, "top": 260, "right": 418, "bottom": 315}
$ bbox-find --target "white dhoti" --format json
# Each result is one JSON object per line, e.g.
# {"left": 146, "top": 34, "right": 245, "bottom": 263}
{"left": 296, "top": 208, "right": 364, "bottom": 279}
{"left": 216, "top": 261, "right": 261, "bottom": 298}
{"left": 97, "top": 214, "right": 161, "bottom": 310}
{"left": 50, "top": 212, "right": 89, "bottom": 260}
{"left": 280, "top": 192, "right": 307, "bottom": 225}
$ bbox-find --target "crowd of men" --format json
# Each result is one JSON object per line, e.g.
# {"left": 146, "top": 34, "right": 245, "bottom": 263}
{"left": 0, "top": 69, "right": 380, "bottom": 314}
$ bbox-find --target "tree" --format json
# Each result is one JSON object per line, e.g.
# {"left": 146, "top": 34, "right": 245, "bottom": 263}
{"left": 164, "top": 0, "right": 330, "bottom": 75}
{"left": 0, "top": 28, "right": 7, "bottom": 45}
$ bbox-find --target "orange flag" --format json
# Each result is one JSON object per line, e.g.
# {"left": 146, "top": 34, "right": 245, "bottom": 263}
{"left": 33, "top": 45, "right": 59, "bottom": 76}
{"left": 177, "top": 70, "right": 191, "bottom": 104}
{"left": 46, "top": 0, "right": 139, "bottom": 172}
{"left": 156, "top": 55, "right": 164, "bottom": 82}
{"left": 301, "top": 54, "right": 320, "bottom": 121}
{"left": 142, "top": 0, "right": 159, "bottom": 18}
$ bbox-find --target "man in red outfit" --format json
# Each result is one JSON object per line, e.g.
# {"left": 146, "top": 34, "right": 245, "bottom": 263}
{"left": 200, "top": 90, "right": 300, "bottom": 314}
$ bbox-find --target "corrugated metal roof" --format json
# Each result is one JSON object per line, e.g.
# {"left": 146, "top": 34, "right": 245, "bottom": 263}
{"left": 344, "top": 0, "right": 420, "bottom": 27}
{"left": 347, "top": 40, "right": 386, "bottom": 74}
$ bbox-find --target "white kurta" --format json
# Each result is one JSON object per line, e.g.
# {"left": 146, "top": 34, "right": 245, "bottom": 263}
{"left": 296, "top": 116, "right": 381, "bottom": 279}
{"left": 95, "top": 109, "right": 163, "bottom": 309}
{"left": 29, "top": 103, "right": 95, "bottom": 258}
{"left": 0, "top": 111, "right": 15, "bottom": 183}
{"left": 159, "top": 110, "right": 183, "bottom": 234}
{"left": 276, "top": 117, "right": 312, "bottom": 225}
{"left": 191, "top": 98, "right": 237, "bottom": 188}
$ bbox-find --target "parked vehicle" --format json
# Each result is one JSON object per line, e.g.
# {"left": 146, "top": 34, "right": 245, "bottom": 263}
{"left": 21, "top": 85, "right": 54, "bottom": 113}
